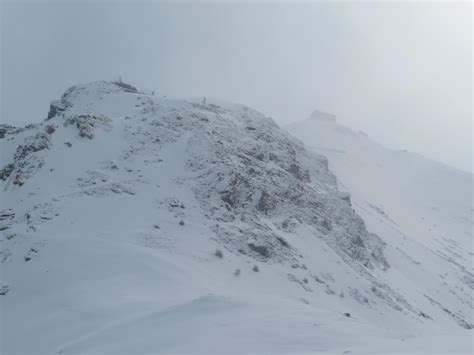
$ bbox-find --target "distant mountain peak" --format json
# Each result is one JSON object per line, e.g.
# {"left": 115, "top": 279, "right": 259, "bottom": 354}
{"left": 309, "top": 109, "right": 336, "bottom": 122}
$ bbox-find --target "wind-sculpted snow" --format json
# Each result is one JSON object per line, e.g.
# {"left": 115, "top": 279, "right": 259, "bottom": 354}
{"left": 0, "top": 81, "right": 471, "bottom": 354}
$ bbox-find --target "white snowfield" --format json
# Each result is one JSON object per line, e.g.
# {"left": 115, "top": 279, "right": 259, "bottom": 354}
{"left": 0, "top": 81, "right": 472, "bottom": 354}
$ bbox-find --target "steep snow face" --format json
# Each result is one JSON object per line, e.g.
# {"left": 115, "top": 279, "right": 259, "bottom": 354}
{"left": 286, "top": 115, "right": 474, "bottom": 332}
{"left": 0, "top": 81, "right": 471, "bottom": 353}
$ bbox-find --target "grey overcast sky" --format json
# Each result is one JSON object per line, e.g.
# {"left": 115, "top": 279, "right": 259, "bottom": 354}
{"left": 1, "top": 0, "right": 472, "bottom": 172}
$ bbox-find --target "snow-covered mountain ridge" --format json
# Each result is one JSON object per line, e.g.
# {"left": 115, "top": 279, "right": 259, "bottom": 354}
{"left": 0, "top": 81, "right": 472, "bottom": 353}
{"left": 286, "top": 111, "right": 474, "bottom": 329}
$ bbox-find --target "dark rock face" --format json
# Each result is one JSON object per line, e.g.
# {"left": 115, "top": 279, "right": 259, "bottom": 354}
{"left": 276, "top": 236, "right": 290, "bottom": 248}
{"left": 15, "top": 133, "right": 50, "bottom": 160}
{"left": 173, "top": 102, "right": 389, "bottom": 269}
{"left": 256, "top": 190, "right": 275, "bottom": 215}
{"left": 64, "top": 115, "right": 112, "bottom": 139}
{"left": 46, "top": 83, "right": 87, "bottom": 120}
{"left": 0, "top": 124, "right": 18, "bottom": 139}
{"left": 0, "top": 163, "right": 15, "bottom": 181}
{"left": 0, "top": 132, "right": 51, "bottom": 187}
{"left": 45, "top": 125, "right": 56, "bottom": 135}
{"left": 287, "top": 163, "right": 310, "bottom": 182}
{"left": 248, "top": 243, "right": 270, "bottom": 258}
{"left": 47, "top": 100, "right": 66, "bottom": 120}
{"left": 0, "top": 209, "right": 15, "bottom": 231}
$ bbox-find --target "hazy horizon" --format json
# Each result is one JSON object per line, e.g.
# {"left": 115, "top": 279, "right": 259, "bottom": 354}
{"left": 1, "top": 1, "right": 472, "bottom": 172}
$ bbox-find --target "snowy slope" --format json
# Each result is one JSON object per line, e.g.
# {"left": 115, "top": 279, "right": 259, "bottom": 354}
{"left": 286, "top": 111, "right": 474, "bottom": 338}
{"left": 0, "top": 82, "right": 472, "bottom": 354}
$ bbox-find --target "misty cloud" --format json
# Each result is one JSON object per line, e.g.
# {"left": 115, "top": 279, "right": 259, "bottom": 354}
{"left": 1, "top": 1, "right": 472, "bottom": 171}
